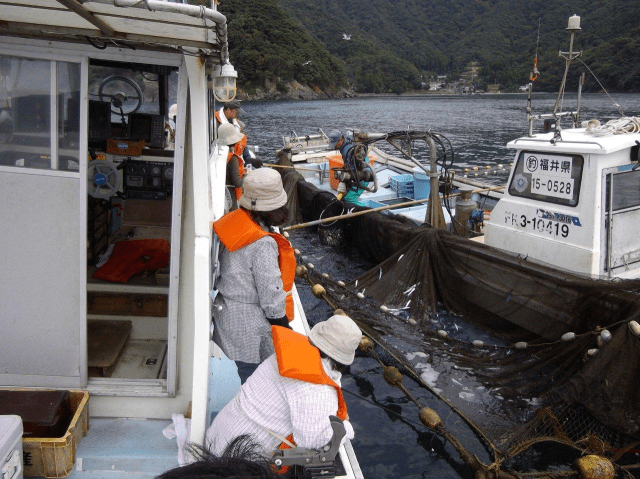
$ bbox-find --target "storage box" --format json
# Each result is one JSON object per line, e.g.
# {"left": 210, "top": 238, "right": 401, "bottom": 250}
{"left": 0, "top": 415, "right": 23, "bottom": 479}
{"left": 412, "top": 166, "right": 430, "bottom": 200}
{"left": 21, "top": 390, "right": 90, "bottom": 478}
{"left": 106, "top": 138, "right": 146, "bottom": 156}
{"left": 389, "top": 174, "right": 414, "bottom": 199}
{"left": 0, "top": 390, "right": 71, "bottom": 439}
{"left": 327, "top": 154, "right": 343, "bottom": 191}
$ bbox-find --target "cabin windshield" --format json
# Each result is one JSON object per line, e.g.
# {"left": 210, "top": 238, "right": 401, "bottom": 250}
{"left": 0, "top": 54, "right": 81, "bottom": 171}
{"left": 508, "top": 151, "right": 584, "bottom": 207}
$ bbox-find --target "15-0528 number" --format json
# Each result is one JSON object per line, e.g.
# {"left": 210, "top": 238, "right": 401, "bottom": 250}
{"left": 530, "top": 175, "right": 573, "bottom": 200}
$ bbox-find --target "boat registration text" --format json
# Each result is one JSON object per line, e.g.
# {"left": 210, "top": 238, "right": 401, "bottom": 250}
{"left": 503, "top": 209, "right": 582, "bottom": 238}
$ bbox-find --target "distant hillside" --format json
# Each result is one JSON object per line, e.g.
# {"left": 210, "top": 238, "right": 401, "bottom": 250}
{"left": 214, "top": 0, "right": 640, "bottom": 94}
{"left": 216, "top": 0, "right": 348, "bottom": 99}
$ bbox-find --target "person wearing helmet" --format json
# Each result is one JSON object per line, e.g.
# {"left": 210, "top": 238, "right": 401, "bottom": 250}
{"left": 205, "top": 315, "right": 362, "bottom": 459}
{"left": 212, "top": 168, "right": 294, "bottom": 383}
{"left": 217, "top": 122, "right": 247, "bottom": 202}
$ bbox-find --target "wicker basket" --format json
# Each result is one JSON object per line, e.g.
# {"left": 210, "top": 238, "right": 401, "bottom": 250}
{"left": 106, "top": 138, "right": 146, "bottom": 156}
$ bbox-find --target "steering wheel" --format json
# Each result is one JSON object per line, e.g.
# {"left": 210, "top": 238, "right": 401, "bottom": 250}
{"left": 98, "top": 76, "right": 143, "bottom": 115}
{"left": 88, "top": 160, "right": 122, "bottom": 199}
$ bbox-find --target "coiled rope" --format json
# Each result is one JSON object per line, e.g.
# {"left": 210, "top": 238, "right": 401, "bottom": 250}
{"left": 587, "top": 116, "right": 640, "bottom": 136}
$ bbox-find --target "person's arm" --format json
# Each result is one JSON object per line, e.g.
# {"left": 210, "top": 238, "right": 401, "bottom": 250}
{"left": 226, "top": 154, "right": 243, "bottom": 188}
{"left": 250, "top": 237, "right": 287, "bottom": 320}
{"left": 288, "top": 383, "right": 353, "bottom": 449}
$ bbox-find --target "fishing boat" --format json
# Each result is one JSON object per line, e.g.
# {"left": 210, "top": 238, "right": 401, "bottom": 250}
{"left": 0, "top": 1, "right": 362, "bottom": 478}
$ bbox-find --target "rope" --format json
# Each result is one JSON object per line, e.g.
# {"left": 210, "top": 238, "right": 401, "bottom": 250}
{"left": 588, "top": 116, "right": 640, "bottom": 136}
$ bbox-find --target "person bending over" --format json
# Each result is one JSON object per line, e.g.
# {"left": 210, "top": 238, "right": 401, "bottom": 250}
{"left": 205, "top": 315, "right": 362, "bottom": 458}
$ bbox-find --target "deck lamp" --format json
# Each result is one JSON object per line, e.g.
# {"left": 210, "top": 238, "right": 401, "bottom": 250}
{"left": 208, "top": 61, "right": 237, "bottom": 102}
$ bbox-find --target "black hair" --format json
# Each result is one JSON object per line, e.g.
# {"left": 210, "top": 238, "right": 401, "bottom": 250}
{"left": 155, "top": 435, "right": 277, "bottom": 479}
{"left": 317, "top": 347, "right": 350, "bottom": 375}
{"left": 244, "top": 205, "right": 289, "bottom": 229}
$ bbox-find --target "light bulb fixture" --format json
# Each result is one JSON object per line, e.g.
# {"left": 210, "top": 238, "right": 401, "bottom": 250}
{"left": 207, "top": 61, "right": 237, "bottom": 102}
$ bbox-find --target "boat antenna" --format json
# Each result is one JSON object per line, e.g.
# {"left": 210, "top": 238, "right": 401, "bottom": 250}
{"left": 575, "top": 58, "right": 625, "bottom": 116}
{"left": 552, "top": 15, "right": 582, "bottom": 116}
{"left": 526, "top": 18, "right": 541, "bottom": 136}
{"left": 531, "top": 18, "right": 541, "bottom": 82}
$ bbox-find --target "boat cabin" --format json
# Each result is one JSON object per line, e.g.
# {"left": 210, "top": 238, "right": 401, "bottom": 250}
{"left": 484, "top": 126, "right": 640, "bottom": 279}
{"left": 0, "top": 0, "right": 235, "bottom": 457}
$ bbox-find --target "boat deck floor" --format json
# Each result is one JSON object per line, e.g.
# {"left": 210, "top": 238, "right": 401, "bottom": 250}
{"left": 36, "top": 418, "right": 180, "bottom": 478}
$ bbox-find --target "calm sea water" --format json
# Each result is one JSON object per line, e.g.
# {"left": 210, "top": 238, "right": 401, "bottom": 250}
{"left": 241, "top": 93, "right": 640, "bottom": 479}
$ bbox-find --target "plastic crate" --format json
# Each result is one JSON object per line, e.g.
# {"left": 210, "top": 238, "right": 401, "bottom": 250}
{"left": 22, "top": 390, "right": 90, "bottom": 478}
{"left": 412, "top": 165, "right": 443, "bottom": 200}
{"left": 389, "top": 174, "right": 414, "bottom": 199}
{"left": 414, "top": 177, "right": 430, "bottom": 200}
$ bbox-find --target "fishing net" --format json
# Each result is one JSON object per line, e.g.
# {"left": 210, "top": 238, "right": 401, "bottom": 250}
{"left": 280, "top": 165, "right": 640, "bottom": 477}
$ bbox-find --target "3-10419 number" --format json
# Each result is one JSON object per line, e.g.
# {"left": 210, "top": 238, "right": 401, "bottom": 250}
{"left": 519, "top": 215, "right": 569, "bottom": 238}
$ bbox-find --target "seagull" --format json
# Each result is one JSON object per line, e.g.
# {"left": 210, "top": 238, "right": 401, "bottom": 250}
{"left": 342, "top": 33, "right": 351, "bottom": 40}
{"left": 302, "top": 60, "right": 312, "bottom": 66}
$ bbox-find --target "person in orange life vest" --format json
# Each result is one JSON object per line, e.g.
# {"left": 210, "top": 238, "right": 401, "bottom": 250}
{"left": 215, "top": 100, "right": 248, "bottom": 161}
{"left": 217, "top": 123, "right": 247, "bottom": 201}
{"left": 215, "top": 99, "right": 244, "bottom": 133}
{"left": 205, "top": 315, "right": 362, "bottom": 458}
{"left": 212, "top": 168, "right": 295, "bottom": 383}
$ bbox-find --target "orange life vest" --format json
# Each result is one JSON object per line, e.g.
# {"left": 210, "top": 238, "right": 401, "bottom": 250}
{"left": 271, "top": 326, "right": 348, "bottom": 473}
{"left": 213, "top": 209, "right": 295, "bottom": 320}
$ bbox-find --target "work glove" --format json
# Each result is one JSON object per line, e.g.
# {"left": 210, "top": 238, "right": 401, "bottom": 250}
{"left": 268, "top": 315, "right": 292, "bottom": 329}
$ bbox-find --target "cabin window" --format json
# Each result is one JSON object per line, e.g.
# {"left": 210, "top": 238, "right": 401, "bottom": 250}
{"left": 0, "top": 55, "right": 81, "bottom": 171}
{"left": 605, "top": 169, "right": 640, "bottom": 211}
{"left": 508, "top": 151, "right": 583, "bottom": 207}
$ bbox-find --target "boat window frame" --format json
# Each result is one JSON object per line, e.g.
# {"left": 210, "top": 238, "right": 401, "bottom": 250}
{"left": 0, "top": 48, "right": 84, "bottom": 176}
{"left": 508, "top": 150, "right": 584, "bottom": 207}
{"left": 1, "top": 37, "right": 186, "bottom": 397}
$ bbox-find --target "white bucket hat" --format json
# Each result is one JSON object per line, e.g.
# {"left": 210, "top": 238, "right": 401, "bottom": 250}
{"left": 218, "top": 123, "right": 244, "bottom": 146}
{"left": 309, "top": 315, "right": 362, "bottom": 365}
{"left": 238, "top": 168, "right": 288, "bottom": 212}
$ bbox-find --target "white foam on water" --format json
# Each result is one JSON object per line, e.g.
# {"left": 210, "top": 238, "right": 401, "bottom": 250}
{"left": 406, "top": 351, "right": 428, "bottom": 361}
{"left": 419, "top": 364, "right": 440, "bottom": 387}
{"left": 459, "top": 391, "right": 477, "bottom": 402}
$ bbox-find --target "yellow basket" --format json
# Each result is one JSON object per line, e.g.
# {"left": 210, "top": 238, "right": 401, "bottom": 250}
{"left": 22, "top": 390, "right": 90, "bottom": 478}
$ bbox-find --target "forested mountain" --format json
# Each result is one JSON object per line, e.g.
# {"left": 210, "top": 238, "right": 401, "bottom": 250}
{"left": 215, "top": 0, "right": 640, "bottom": 95}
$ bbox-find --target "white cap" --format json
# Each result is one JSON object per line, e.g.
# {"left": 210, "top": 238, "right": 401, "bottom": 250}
{"left": 309, "top": 315, "right": 362, "bottom": 365}
{"left": 238, "top": 168, "right": 288, "bottom": 212}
